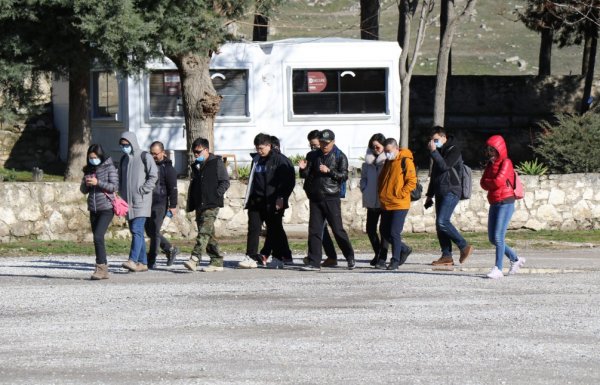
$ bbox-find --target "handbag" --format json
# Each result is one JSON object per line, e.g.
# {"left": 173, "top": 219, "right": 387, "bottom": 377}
{"left": 104, "top": 192, "right": 129, "bottom": 217}
{"left": 512, "top": 171, "right": 524, "bottom": 200}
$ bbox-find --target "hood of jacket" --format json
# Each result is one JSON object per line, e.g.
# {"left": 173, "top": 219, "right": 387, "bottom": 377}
{"left": 120, "top": 131, "right": 142, "bottom": 154}
{"left": 486, "top": 135, "right": 508, "bottom": 162}
{"left": 397, "top": 148, "right": 414, "bottom": 161}
{"left": 364, "top": 148, "right": 387, "bottom": 166}
{"left": 440, "top": 135, "right": 456, "bottom": 152}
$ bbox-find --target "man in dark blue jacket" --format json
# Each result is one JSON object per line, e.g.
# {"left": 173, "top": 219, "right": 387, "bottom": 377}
{"left": 425, "top": 126, "right": 473, "bottom": 266}
{"left": 185, "top": 138, "right": 230, "bottom": 272}
{"left": 144, "top": 141, "right": 179, "bottom": 269}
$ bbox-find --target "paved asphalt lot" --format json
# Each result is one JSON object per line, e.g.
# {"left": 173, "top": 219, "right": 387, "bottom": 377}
{"left": 0, "top": 248, "right": 599, "bottom": 385}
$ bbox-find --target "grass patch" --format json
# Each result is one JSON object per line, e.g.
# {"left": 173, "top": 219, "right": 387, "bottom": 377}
{"left": 0, "top": 167, "right": 63, "bottom": 182}
{"left": 0, "top": 230, "right": 598, "bottom": 258}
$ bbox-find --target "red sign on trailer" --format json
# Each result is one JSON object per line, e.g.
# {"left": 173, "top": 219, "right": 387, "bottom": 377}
{"left": 307, "top": 71, "right": 327, "bottom": 93}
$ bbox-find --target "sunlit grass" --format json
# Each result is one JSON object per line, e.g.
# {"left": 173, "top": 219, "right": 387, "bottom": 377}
{"left": 1, "top": 230, "right": 598, "bottom": 257}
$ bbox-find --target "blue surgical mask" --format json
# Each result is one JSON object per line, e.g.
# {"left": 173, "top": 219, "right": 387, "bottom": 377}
{"left": 120, "top": 145, "right": 132, "bottom": 154}
{"left": 434, "top": 139, "right": 443, "bottom": 149}
{"left": 88, "top": 158, "right": 101, "bottom": 166}
{"left": 195, "top": 156, "right": 205, "bottom": 163}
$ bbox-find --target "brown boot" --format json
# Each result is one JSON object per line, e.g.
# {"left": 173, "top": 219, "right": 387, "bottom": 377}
{"left": 459, "top": 244, "right": 474, "bottom": 264}
{"left": 431, "top": 256, "right": 454, "bottom": 266}
{"left": 321, "top": 258, "right": 338, "bottom": 268}
{"left": 91, "top": 264, "right": 109, "bottom": 280}
{"left": 134, "top": 263, "right": 149, "bottom": 272}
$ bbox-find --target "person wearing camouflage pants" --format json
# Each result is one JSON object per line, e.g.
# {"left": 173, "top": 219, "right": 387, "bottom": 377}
{"left": 190, "top": 207, "right": 221, "bottom": 268}
{"left": 184, "top": 137, "right": 230, "bottom": 272}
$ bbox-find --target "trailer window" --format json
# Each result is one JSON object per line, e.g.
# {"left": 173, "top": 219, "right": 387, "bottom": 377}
{"left": 149, "top": 71, "right": 184, "bottom": 118}
{"left": 210, "top": 69, "right": 249, "bottom": 117}
{"left": 149, "top": 69, "right": 248, "bottom": 118}
{"left": 92, "top": 72, "right": 120, "bottom": 119}
{"left": 292, "top": 68, "right": 387, "bottom": 115}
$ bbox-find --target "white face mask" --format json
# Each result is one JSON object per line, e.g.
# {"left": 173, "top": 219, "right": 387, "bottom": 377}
{"left": 385, "top": 152, "right": 396, "bottom": 161}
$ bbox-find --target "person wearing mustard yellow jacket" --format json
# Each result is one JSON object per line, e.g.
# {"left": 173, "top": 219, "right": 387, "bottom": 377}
{"left": 378, "top": 138, "right": 417, "bottom": 270}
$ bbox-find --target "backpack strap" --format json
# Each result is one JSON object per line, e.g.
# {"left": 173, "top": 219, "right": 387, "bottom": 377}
{"left": 446, "top": 145, "right": 463, "bottom": 186}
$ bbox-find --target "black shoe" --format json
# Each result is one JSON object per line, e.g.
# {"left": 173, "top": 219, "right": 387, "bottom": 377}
{"left": 299, "top": 265, "right": 321, "bottom": 272}
{"left": 398, "top": 246, "right": 412, "bottom": 266}
{"left": 387, "top": 261, "right": 400, "bottom": 271}
{"left": 148, "top": 263, "right": 156, "bottom": 270}
{"left": 166, "top": 247, "right": 179, "bottom": 266}
{"left": 347, "top": 257, "right": 356, "bottom": 270}
{"left": 369, "top": 255, "right": 378, "bottom": 266}
{"left": 375, "top": 260, "right": 387, "bottom": 270}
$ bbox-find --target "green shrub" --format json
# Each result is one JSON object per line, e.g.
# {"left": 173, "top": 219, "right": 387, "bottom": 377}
{"left": 287, "top": 154, "right": 305, "bottom": 165}
{"left": 515, "top": 158, "right": 548, "bottom": 175}
{"left": 0, "top": 168, "right": 18, "bottom": 181}
{"left": 236, "top": 165, "right": 251, "bottom": 181}
{"left": 534, "top": 112, "right": 600, "bottom": 173}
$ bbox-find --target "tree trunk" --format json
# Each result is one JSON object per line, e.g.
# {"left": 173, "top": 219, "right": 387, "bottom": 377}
{"left": 581, "top": 34, "right": 597, "bottom": 114}
{"left": 170, "top": 53, "right": 222, "bottom": 167}
{"left": 400, "top": 77, "right": 411, "bottom": 147}
{"left": 441, "top": 0, "right": 452, "bottom": 76}
{"left": 253, "top": 13, "right": 269, "bottom": 41}
{"left": 582, "top": 29, "right": 593, "bottom": 77}
{"left": 360, "top": 0, "right": 380, "bottom": 40}
{"left": 538, "top": 27, "right": 553, "bottom": 77}
{"left": 433, "top": 0, "right": 476, "bottom": 127}
{"left": 397, "top": 0, "right": 432, "bottom": 147}
{"left": 397, "top": 0, "right": 411, "bottom": 147}
{"left": 433, "top": 5, "right": 456, "bottom": 127}
{"left": 64, "top": 62, "right": 92, "bottom": 181}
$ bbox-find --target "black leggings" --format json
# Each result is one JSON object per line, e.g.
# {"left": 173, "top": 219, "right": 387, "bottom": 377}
{"left": 90, "top": 210, "right": 114, "bottom": 265}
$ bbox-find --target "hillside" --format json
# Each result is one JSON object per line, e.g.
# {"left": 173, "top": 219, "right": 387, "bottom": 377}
{"left": 238, "top": 0, "right": 589, "bottom": 76}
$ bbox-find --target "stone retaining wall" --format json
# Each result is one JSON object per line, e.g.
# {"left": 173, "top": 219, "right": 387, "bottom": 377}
{"left": 1, "top": 172, "right": 599, "bottom": 243}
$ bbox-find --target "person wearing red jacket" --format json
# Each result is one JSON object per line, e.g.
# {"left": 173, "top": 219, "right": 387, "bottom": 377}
{"left": 480, "top": 135, "right": 526, "bottom": 279}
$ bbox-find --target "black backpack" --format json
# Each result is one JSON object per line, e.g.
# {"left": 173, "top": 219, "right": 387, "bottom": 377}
{"left": 401, "top": 157, "right": 423, "bottom": 201}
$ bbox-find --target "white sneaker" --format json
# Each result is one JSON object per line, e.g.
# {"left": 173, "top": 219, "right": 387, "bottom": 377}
{"left": 486, "top": 266, "right": 504, "bottom": 279}
{"left": 508, "top": 257, "right": 526, "bottom": 275}
{"left": 238, "top": 256, "right": 258, "bottom": 269}
{"left": 267, "top": 258, "right": 284, "bottom": 269}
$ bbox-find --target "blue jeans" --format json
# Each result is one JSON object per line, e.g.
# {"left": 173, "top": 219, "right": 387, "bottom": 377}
{"left": 435, "top": 192, "right": 467, "bottom": 257}
{"left": 488, "top": 202, "right": 518, "bottom": 269}
{"left": 128, "top": 217, "right": 147, "bottom": 265}
{"left": 380, "top": 209, "right": 409, "bottom": 264}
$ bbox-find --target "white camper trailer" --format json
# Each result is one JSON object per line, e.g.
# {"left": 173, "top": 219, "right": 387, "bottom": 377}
{"left": 52, "top": 38, "right": 401, "bottom": 173}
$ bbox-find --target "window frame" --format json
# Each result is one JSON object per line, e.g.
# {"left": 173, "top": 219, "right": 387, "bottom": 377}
{"left": 144, "top": 67, "right": 252, "bottom": 124}
{"left": 91, "top": 70, "right": 123, "bottom": 121}
{"left": 287, "top": 65, "right": 391, "bottom": 122}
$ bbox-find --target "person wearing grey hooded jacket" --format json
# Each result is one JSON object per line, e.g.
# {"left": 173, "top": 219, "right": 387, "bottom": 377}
{"left": 118, "top": 131, "right": 158, "bottom": 272}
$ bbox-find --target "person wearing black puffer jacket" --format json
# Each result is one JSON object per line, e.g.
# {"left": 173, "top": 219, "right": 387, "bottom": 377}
{"left": 144, "top": 141, "right": 179, "bottom": 269}
{"left": 80, "top": 144, "right": 119, "bottom": 280}
{"left": 299, "top": 129, "right": 355, "bottom": 271}
{"left": 238, "top": 133, "right": 295, "bottom": 270}
{"left": 425, "top": 126, "right": 473, "bottom": 267}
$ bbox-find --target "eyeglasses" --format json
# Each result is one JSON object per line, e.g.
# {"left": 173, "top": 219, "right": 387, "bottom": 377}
{"left": 193, "top": 148, "right": 205, "bottom": 155}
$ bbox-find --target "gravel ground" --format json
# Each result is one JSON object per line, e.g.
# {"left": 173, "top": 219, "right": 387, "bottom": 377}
{"left": 0, "top": 249, "right": 599, "bottom": 385}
